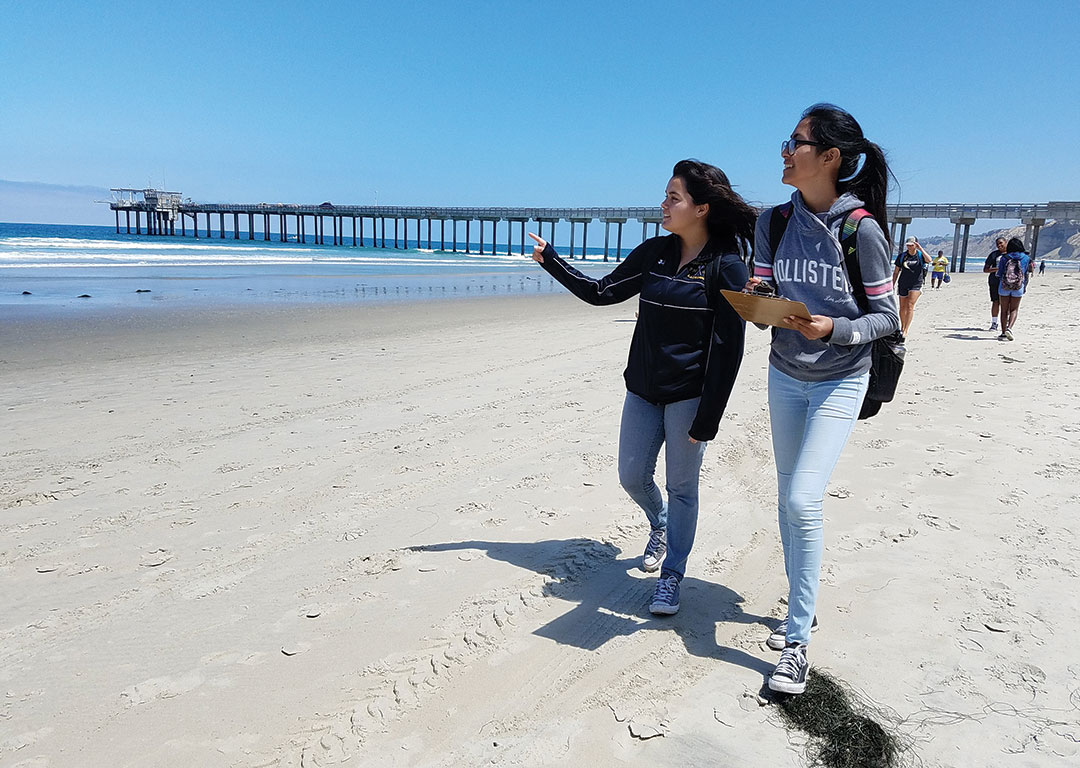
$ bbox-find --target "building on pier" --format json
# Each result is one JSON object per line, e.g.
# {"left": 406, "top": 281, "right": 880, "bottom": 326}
{"left": 109, "top": 190, "right": 1080, "bottom": 268}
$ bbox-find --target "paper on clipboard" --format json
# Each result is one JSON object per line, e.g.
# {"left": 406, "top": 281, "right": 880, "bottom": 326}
{"left": 719, "top": 289, "right": 812, "bottom": 327}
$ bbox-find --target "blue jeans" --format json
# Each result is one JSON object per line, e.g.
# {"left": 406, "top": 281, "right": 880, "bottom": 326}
{"left": 768, "top": 365, "right": 868, "bottom": 645}
{"left": 618, "top": 392, "right": 707, "bottom": 580}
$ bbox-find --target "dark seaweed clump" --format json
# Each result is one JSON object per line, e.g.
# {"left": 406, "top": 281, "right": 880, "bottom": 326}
{"left": 774, "top": 668, "right": 914, "bottom": 768}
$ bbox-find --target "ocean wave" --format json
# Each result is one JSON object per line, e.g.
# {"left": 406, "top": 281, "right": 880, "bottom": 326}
{"left": 0, "top": 237, "right": 325, "bottom": 253}
{"left": 0, "top": 256, "right": 531, "bottom": 269}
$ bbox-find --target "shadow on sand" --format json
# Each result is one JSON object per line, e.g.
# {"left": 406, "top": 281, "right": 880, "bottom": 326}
{"left": 411, "top": 537, "right": 775, "bottom": 677}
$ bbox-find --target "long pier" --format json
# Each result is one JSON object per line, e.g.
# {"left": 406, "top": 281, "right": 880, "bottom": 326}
{"left": 110, "top": 190, "right": 1080, "bottom": 270}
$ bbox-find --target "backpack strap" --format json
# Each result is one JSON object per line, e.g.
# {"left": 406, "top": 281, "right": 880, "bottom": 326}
{"left": 840, "top": 208, "right": 872, "bottom": 314}
{"left": 704, "top": 254, "right": 724, "bottom": 310}
{"left": 768, "top": 202, "right": 793, "bottom": 256}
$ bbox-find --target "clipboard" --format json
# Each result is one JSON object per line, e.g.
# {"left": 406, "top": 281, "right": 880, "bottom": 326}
{"left": 719, "top": 289, "right": 812, "bottom": 327}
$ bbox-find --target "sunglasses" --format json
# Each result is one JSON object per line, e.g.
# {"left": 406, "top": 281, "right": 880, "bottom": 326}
{"left": 781, "top": 138, "right": 825, "bottom": 155}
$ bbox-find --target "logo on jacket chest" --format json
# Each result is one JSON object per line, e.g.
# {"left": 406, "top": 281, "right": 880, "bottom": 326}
{"left": 773, "top": 257, "right": 849, "bottom": 291}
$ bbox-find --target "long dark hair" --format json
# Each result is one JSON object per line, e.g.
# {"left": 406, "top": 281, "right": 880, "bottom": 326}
{"left": 1006, "top": 237, "right": 1027, "bottom": 254}
{"left": 672, "top": 159, "right": 756, "bottom": 259}
{"left": 801, "top": 104, "right": 893, "bottom": 244}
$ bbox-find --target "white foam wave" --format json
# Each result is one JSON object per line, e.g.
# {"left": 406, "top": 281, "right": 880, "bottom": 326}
{"left": 0, "top": 256, "right": 530, "bottom": 270}
{"left": 0, "top": 237, "right": 325, "bottom": 254}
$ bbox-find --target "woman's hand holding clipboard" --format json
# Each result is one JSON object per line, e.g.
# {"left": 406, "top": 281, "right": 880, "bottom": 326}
{"left": 722, "top": 279, "right": 834, "bottom": 340}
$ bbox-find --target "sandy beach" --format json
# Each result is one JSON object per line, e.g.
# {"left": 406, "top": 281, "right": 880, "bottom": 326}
{"left": 2, "top": 272, "right": 1078, "bottom": 767}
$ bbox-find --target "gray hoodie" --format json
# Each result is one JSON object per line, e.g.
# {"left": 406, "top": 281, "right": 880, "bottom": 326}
{"left": 753, "top": 191, "right": 900, "bottom": 382}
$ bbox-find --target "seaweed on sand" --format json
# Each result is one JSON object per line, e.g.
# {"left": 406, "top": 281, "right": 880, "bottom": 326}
{"left": 773, "top": 668, "right": 915, "bottom": 768}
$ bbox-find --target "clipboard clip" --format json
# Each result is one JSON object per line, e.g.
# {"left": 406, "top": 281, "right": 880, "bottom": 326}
{"left": 749, "top": 281, "right": 776, "bottom": 297}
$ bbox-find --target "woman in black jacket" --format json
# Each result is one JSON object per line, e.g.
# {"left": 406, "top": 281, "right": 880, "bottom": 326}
{"left": 528, "top": 159, "right": 754, "bottom": 616}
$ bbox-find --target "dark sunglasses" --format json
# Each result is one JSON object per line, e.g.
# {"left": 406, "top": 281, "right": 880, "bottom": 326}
{"left": 781, "top": 138, "right": 825, "bottom": 155}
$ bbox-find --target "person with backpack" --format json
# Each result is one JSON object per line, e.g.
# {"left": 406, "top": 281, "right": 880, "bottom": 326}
{"left": 995, "top": 237, "right": 1032, "bottom": 341}
{"left": 892, "top": 236, "right": 932, "bottom": 335}
{"left": 746, "top": 104, "right": 900, "bottom": 695}
{"left": 527, "top": 159, "right": 754, "bottom": 616}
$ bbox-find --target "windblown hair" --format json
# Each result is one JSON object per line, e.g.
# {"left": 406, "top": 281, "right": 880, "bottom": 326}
{"left": 672, "top": 159, "right": 757, "bottom": 259}
{"left": 801, "top": 104, "right": 893, "bottom": 245}
{"left": 1006, "top": 236, "right": 1027, "bottom": 253}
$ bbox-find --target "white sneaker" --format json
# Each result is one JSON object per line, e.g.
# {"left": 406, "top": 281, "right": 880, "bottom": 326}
{"left": 989, "top": 321, "right": 999, "bottom": 331}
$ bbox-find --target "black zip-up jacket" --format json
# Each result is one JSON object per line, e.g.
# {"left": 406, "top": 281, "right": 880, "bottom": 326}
{"left": 538, "top": 235, "right": 747, "bottom": 441}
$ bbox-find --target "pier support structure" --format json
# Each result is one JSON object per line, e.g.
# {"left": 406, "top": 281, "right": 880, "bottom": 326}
{"left": 602, "top": 218, "right": 627, "bottom": 262}
{"left": 949, "top": 217, "right": 976, "bottom": 272}
{"left": 507, "top": 218, "right": 528, "bottom": 256}
{"left": 1023, "top": 217, "right": 1046, "bottom": 258}
{"left": 479, "top": 217, "right": 499, "bottom": 255}
{"left": 890, "top": 216, "right": 912, "bottom": 251}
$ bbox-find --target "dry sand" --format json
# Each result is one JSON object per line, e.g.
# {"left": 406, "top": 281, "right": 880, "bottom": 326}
{"left": 2, "top": 274, "right": 1078, "bottom": 767}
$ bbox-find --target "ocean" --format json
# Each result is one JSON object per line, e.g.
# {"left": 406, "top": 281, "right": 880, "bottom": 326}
{"left": 0, "top": 222, "right": 625, "bottom": 314}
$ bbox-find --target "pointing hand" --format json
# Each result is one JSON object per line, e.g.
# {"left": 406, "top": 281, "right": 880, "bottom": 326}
{"left": 528, "top": 232, "right": 547, "bottom": 264}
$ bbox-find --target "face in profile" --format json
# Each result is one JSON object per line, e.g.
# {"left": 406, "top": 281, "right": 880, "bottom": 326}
{"left": 660, "top": 176, "right": 705, "bottom": 235}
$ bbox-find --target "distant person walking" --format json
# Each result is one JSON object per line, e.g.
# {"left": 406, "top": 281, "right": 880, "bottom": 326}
{"left": 528, "top": 159, "right": 755, "bottom": 617}
{"left": 892, "top": 236, "right": 931, "bottom": 335}
{"left": 748, "top": 104, "right": 900, "bottom": 695}
{"left": 996, "top": 237, "right": 1032, "bottom": 341}
{"left": 984, "top": 236, "right": 1007, "bottom": 331}
{"left": 1039, "top": 260, "right": 1046, "bottom": 275}
{"left": 930, "top": 250, "right": 949, "bottom": 289}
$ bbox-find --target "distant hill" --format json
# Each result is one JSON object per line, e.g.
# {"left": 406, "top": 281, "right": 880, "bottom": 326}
{"left": 914, "top": 219, "right": 1080, "bottom": 263}
{"left": 0, "top": 179, "right": 115, "bottom": 226}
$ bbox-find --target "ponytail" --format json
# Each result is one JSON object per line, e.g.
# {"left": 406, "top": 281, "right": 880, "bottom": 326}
{"left": 802, "top": 104, "right": 895, "bottom": 246}
{"left": 844, "top": 140, "right": 890, "bottom": 244}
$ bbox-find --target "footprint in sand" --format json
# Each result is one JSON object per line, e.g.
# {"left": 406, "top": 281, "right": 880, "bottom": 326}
{"left": 140, "top": 548, "right": 172, "bottom": 567}
{"left": 120, "top": 673, "right": 203, "bottom": 706}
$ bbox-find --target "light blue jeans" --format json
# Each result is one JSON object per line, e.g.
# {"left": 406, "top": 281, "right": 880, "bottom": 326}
{"left": 768, "top": 365, "right": 869, "bottom": 646}
{"left": 618, "top": 392, "right": 707, "bottom": 580}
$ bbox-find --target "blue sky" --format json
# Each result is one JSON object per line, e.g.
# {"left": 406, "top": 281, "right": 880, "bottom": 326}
{"left": 2, "top": 0, "right": 1077, "bottom": 234}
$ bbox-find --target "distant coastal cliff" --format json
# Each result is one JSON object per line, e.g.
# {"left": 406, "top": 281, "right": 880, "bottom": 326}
{"left": 917, "top": 219, "right": 1080, "bottom": 261}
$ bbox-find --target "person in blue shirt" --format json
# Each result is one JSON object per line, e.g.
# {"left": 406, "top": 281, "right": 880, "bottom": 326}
{"left": 995, "top": 237, "right": 1032, "bottom": 341}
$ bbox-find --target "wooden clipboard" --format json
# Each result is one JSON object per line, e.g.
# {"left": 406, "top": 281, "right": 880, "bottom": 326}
{"left": 719, "top": 289, "right": 812, "bottom": 327}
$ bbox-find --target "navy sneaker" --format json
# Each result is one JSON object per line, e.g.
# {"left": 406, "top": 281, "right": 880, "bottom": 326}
{"left": 642, "top": 528, "right": 666, "bottom": 573}
{"left": 768, "top": 643, "right": 809, "bottom": 694}
{"left": 766, "top": 615, "right": 819, "bottom": 651}
{"left": 649, "top": 574, "right": 680, "bottom": 615}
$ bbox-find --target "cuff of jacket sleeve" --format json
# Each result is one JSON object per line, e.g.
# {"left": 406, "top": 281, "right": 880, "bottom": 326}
{"left": 827, "top": 316, "right": 853, "bottom": 345}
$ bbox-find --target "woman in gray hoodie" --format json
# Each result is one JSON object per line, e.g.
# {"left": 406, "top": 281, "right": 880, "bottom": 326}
{"left": 748, "top": 104, "right": 901, "bottom": 694}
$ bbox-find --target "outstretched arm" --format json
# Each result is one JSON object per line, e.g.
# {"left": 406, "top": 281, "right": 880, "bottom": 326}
{"left": 528, "top": 232, "right": 650, "bottom": 306}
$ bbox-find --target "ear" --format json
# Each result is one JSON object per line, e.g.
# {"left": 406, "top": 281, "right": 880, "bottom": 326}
{"left": 823, "top": 147, "right": 842, "bottom": 167}
{"left": 697, "top": 202, "right": 709, "bottom": 219}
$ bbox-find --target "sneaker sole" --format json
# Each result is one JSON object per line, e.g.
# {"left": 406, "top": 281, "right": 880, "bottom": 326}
{"left": 641, "top": 559, "right": 662, "bottom": 573}
{"left": 768, "top": 676, "right": 807, "bottom": 695}
{"left": 649, "top": 604, "right": 679, "bottom": 616}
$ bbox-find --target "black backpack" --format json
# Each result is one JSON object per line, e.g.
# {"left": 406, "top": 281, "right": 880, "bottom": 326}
{"left": 768, "top": 204, "right": 905, "bottom": 420}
